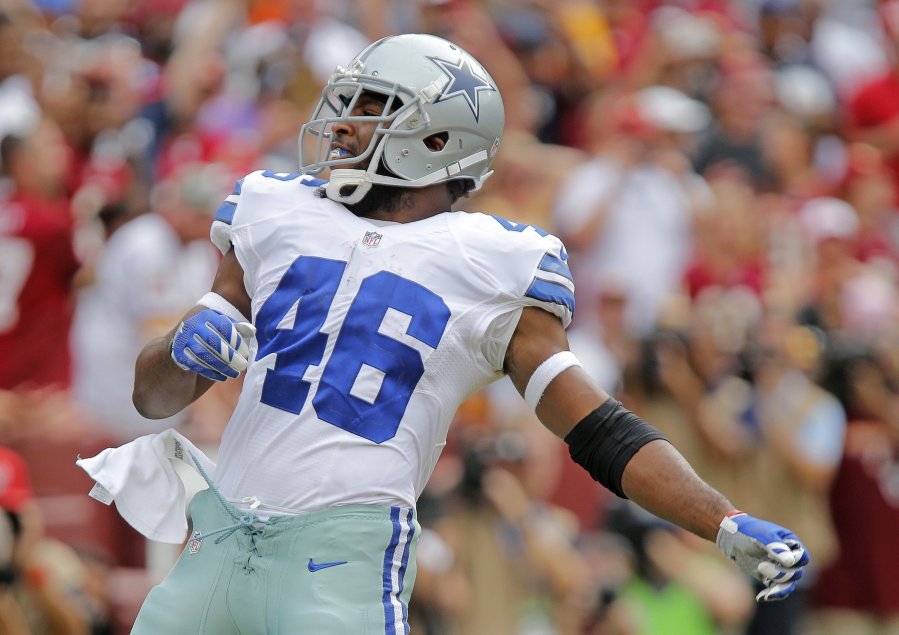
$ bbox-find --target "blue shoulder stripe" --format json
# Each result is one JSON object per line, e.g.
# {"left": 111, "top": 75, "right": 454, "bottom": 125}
{"left": 231, "top": 178, "right": 244, "bottom": 195}
{"left": 537, "top": 253, "right": 572, "bottom": 281}
{"left": 261, "top": 170, "right": 301, "bottom": 182}
{"left": 214, "top": 201, "right": 236, "bottom": 225}
{"left": 490, "top": 214, "right": 550, "bottom": 237}
{"left": 260, "top": 170, "right": 326, "bottom": 187}
{"left": 526, "top": 278, "right": 575, "bottom": 315}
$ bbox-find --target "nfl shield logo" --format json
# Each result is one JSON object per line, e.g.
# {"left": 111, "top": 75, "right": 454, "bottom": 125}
{"left": 188, "top": 531, "right": 203, "bottom": 554}
{"left": 362, "top": 231, "right": 382, "bottom": 247}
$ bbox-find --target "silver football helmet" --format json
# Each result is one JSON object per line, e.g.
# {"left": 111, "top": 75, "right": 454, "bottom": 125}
{"left": 299, "top": 33, "right": 505, "bottom": 204}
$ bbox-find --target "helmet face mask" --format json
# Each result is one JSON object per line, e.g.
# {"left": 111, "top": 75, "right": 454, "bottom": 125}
{"left": 299, "top": 34, "right": 505, "bottom": 205}
{"left": 300, "top": 67, "right": 420, "bottom": 175}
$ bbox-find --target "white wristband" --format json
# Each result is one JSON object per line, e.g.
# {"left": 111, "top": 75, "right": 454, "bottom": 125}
{"left": 196, "top": 291, "right": 250, "bottom": 323}
{"left": 524, "top": 351, "right": 583, "bottom": 411}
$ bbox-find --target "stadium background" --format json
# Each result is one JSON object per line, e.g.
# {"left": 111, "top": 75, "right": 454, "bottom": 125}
{"left": 1, "top": 0, "right": 898, "bottom": 633}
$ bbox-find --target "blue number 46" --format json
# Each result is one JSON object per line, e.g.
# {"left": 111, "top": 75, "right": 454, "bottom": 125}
{"left": 254, "top": 256, "right": 451, "bottom": 443}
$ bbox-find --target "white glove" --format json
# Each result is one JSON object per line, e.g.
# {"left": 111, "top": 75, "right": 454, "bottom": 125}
{"left": 716, "top": 511, "right": 810, "bottom": 602}
{"left": 171, "top": 309, "right": 256, "bottom": 381}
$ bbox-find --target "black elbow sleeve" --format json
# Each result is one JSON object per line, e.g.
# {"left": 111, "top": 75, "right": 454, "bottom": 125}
{"left": 564, "top": 398, "right": 668, "bottom": 499}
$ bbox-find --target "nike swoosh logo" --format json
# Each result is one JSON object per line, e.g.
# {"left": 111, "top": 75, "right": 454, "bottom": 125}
{"left": 307, "top": 558, "right": 348, "bottom": 572}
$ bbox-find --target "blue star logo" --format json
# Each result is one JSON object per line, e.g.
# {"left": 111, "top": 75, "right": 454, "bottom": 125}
{"left": 429, "top": 56, "right": 494, "bottom": 122}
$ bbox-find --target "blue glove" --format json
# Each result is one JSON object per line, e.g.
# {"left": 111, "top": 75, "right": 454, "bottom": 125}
{"left": 171, "top": 309, "right": 256, "bottom": 382}
{"left": 716, "top": 511, "right": 810, "bottom": 602}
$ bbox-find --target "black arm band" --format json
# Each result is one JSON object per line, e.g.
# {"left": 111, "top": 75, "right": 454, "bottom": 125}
{"left": 564, "top": 398, "right": 668, "bottom": 499}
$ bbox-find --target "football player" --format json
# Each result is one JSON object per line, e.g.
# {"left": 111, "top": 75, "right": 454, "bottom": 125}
{"left": 131, "top": 33, "right": 808, "bottom": 634}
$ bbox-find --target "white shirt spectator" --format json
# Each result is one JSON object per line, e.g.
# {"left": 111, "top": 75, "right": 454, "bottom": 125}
{"left": 554, "top": 158, "right": 708, "bottom": 335}
{"left": 72, "top": 213, "right": 219, "bottom": 441}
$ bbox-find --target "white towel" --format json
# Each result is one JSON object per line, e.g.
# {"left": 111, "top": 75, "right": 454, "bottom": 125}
{"left": 76, "top": 429, "right": 216, "bottom": 544}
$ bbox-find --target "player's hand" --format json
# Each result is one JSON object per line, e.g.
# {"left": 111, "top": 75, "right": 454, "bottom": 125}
{"left": 716, "top": 511, "right": 809, "bottom": 602}
{"left": 170, "top": 309, "right": 256, "bottom": 382}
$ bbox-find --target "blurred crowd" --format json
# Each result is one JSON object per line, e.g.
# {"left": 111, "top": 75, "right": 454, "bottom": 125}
{"left": 1, "top": 0, "right": 898, "bottom": 633}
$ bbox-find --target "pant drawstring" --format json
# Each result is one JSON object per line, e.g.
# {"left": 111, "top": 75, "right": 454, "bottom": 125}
{"left": 189, "top": 452, "right": 266, "bottom": 544}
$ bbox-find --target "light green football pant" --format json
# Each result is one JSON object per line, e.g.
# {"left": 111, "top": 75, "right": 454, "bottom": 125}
{"left": 132, "top": 489, "right": 419, "bottom": 635}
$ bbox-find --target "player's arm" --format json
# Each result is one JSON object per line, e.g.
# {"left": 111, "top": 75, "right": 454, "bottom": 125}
{"left": 504, "top": 307, "right": 730, "bottom": 537}
{"left": 504, "top": 306, "right": 810, "bottom": 602}
{"left": 132, "top": 248, "right": 252, "bottom": 419}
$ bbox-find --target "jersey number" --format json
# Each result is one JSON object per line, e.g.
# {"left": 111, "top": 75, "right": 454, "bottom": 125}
{"left": 255, "top": 256, "right": 451, "bottom": 443}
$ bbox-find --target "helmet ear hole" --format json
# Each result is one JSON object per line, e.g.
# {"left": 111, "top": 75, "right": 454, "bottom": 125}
{"left": 423, "top": 131, "right": 449, "bottom": 152}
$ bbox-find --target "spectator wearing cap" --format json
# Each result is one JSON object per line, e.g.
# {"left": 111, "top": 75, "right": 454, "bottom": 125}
{"left": 794, "top": 196, "right": 865, "bottom": 335}
{"left": 845, "top": 0, "right": 899, "bottom": 206}
{"left": 0, "top": 446, "right": 89, "bottom": 635}
{"left": 553, "top": 86, "right": 712, "bottom": 336}
{"left": 794, "top": 191, "right": 899, "bottom": 359}
{"left": 840, "top": 144, "right": 899, "bottom": 265}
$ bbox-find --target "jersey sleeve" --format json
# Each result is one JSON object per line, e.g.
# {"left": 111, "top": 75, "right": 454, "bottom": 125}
{"left": 210, "top": 175, "right": 248, "bottom": 255}
{"left": 463, "top": 214, "right": 575, "bottom": 371}
{"left": 487, "top": 214, "right": 574, "bottom": 323}
{"left": 209, "top": 170, "right": 328, "bottom": 304}
{"left": 210, "top": 171, "right": 327, "bottom": 256}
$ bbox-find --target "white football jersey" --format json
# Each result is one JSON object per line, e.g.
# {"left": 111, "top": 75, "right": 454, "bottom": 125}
{"left": 209, "top": 170, "right": 574, "bottom": 513}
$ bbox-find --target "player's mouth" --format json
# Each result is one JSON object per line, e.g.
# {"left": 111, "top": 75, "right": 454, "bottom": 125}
{"left": 329, "top": 146, "right": 355, "bottom": 160}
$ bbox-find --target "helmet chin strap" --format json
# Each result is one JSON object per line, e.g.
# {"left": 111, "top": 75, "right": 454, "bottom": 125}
{"left": 324, "top": 149, "right": 492, "bottom": 206}
{"left": 324, "top": 170, "right": 376, "bottom": 205}
{"left": 324, "top": 168, "right": 446, "bottom": 205}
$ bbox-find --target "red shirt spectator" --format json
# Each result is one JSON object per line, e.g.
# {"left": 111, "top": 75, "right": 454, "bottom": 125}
{"left": 847, "top": 71, "right": 899, "bottom": 203}
{"left": 0, "top": 121, "right": 79, "bottom": 390}
{"left": 0, "top": 193, "right": 79, "bottom": 390}
{"left": 813, "top": 420, "right": 899, "bottom": 616}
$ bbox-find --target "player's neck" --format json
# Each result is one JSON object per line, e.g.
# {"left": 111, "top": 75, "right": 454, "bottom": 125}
{"left": 349, "top": 183, "right": 454, "bottom": 224}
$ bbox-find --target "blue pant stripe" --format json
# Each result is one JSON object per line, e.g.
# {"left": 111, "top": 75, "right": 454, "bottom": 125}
{"left": 397, "top": 508, "right": 415, "bottom": 634}
{"left": 381, "top": 506, "right": 402, "bottom": 635}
